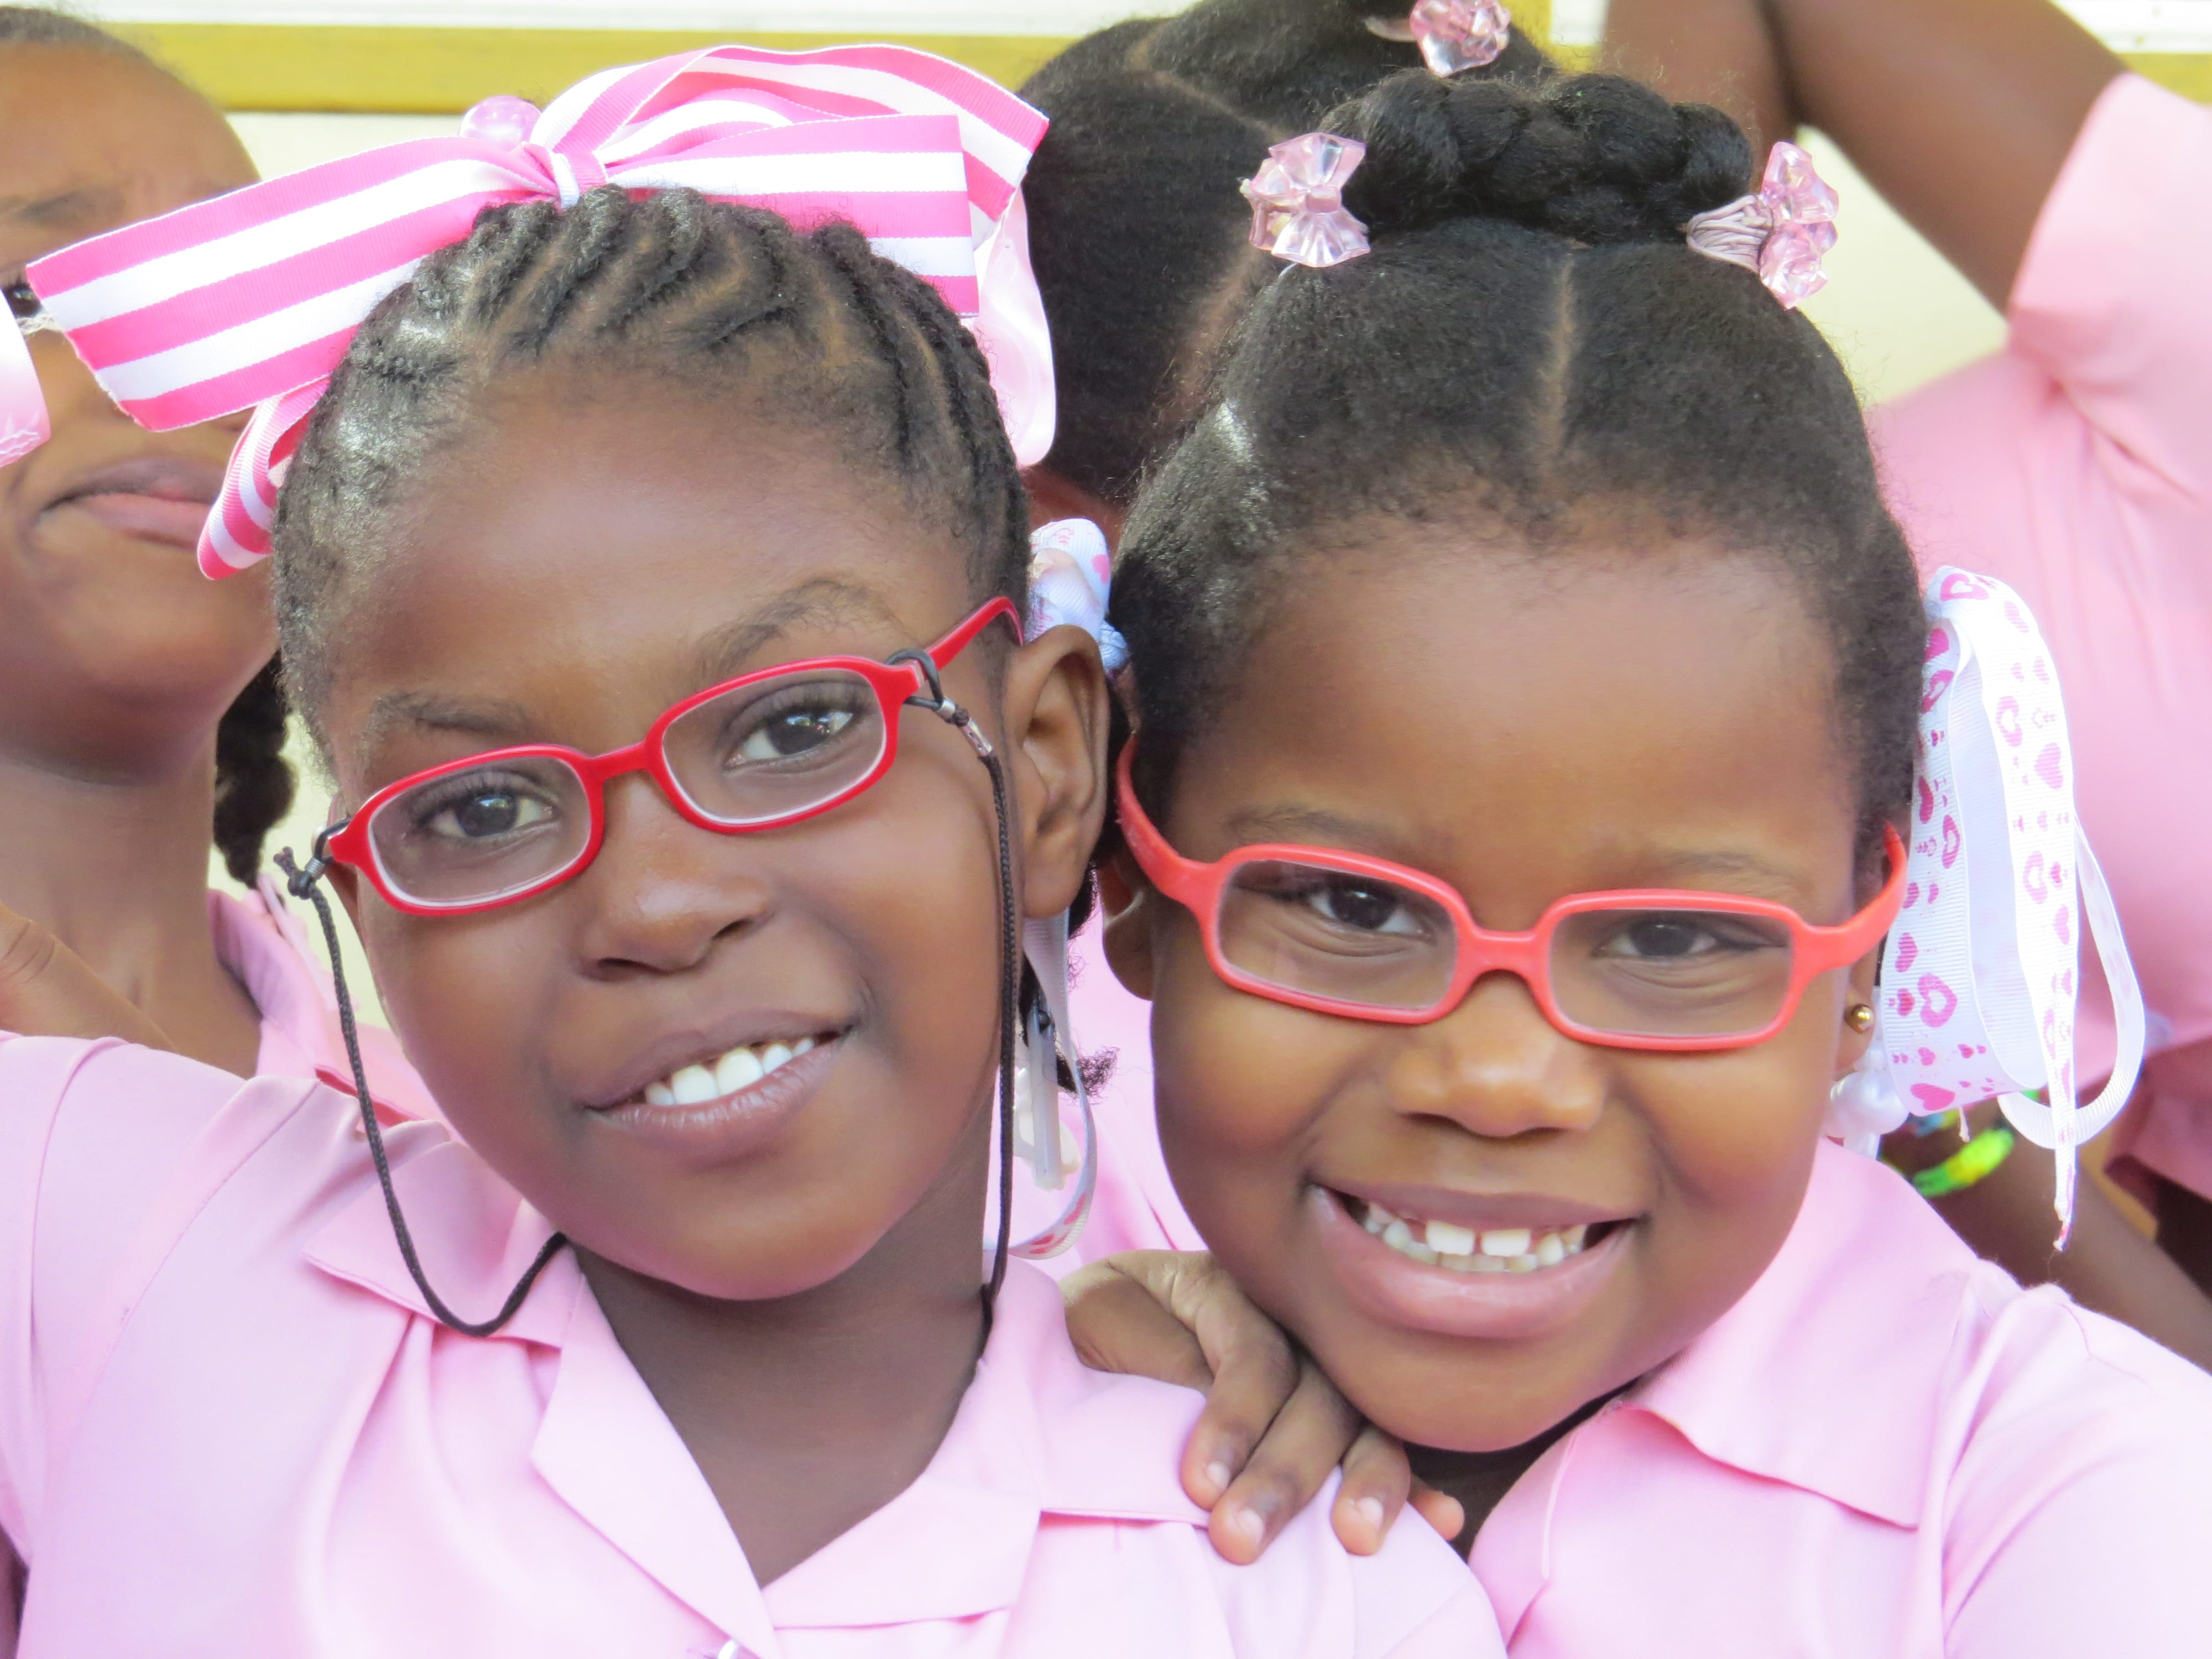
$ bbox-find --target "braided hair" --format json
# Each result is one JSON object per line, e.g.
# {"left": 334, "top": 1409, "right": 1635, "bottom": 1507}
{"left": 273, "top": 186, "right": 1029, "bottom": 750}
{"left": 1112, "top": 71, "right": 1926, "bottom": 864}
{"left": 0, "top": 6, "right": 156, "bottom": 54}
{"left": 1020, "top": 0, "right": 1552, "bottom": 509}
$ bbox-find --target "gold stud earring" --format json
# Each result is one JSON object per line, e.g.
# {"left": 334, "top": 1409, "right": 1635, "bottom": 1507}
{"left": 1845, "top": 1003, "right": 1875, "bottom": 1034}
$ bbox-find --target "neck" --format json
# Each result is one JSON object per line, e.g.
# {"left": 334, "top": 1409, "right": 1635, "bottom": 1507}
{"left": 577, "top": 1113, "right": 997, "bottom": 1585}
{"left": 0, "top": 737, "right": 260, "bottom": 1072}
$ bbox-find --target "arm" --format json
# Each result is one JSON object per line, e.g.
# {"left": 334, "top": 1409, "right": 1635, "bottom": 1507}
{"left": 1061, "top": 1251, "right": 1463, "bottom": 1562}
{"left": 1882, "top": 1108, "right": 2212, "bottom": 1370}
{"left": 1604, "top": 0, "right": 2123, "bottom": 307}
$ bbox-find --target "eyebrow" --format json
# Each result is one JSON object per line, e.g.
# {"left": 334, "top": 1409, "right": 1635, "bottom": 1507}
{"left": 688, "top": 577, "right": 904, "bottom": 685}
{"left": 0, "top": 186, "right": 125, "bottom": 228}
{"left": 1224, "top": 805, "right": 1423, "bottom": 862}
{"left": 351, "top": 578, "right": 906, "bottom": 770}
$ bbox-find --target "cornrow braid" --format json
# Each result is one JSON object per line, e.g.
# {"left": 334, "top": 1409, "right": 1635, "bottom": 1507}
{"left": 273, "top": 186, "right": 1029, "bottom": 751}
{"left": 1111, "top": 70, "right": 1926, "bottom": 869}
{"left": 1020, "top": 0, "right": 1553, "bottom": 509}
{"left": 211, "top": 658, "right": 297, "bottom": 884}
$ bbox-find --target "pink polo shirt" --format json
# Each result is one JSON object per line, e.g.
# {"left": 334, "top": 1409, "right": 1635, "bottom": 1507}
{"left": 0, "top": 1035, "right": 1500, "bottom": 1658}
{"left": 1869, "top": 73, "right": 2212, "bottom": 1203}
{"left": 212, "top": 877, "right": 436, "bottom": 1118}
{"left": 1473, "top": 1140, "right": 2212, "bottom": 1655}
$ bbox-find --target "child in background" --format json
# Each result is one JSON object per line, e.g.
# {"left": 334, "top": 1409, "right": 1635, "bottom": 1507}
{"left": 1606, "top": 0, "right": 2212, "bottom": 1360}
{"left": 1086, "top": 66, "right": 2212, "bottom": 1652}
{"left": 0, "top": 48, "right": 1498, "bottom": 1657}
{"left": 0, "top": 8, "right": 426, "bottom": 1094}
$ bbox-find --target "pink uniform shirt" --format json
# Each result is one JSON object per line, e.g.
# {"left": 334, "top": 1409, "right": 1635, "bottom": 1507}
{"left": 1869, "top": 73, "right": 2212, "bottom": 1202}
{"left": 213, "top": 878, "right": 436, "bottom": 1118}
{"left": 0, "top": 1035, "right": 1500, "bottom": 1659}
{"left": 1472, "top": 1140, "right": 2212, "bottom": 1656}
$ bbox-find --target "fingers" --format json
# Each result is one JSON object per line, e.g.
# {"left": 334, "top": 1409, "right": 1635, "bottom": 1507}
{"left": 1060, "top": 1258, "right": 1215, "bottom": 1392}
{"left": 1408, "top": 1481, "right": 1468, "bottom": 1547}
{"left": 1329, "top": 1424, "right": 1413, "bottom": 1556}
{"left": 0, "top": 904, "right": 173, "bottom": 1048}
{"left": 1208, "top": 1352, "right": 1363, "bottom": 1564}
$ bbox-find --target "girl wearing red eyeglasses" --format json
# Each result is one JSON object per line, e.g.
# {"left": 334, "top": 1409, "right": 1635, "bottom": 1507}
{"left": 1063, "top": 62, "right": 2212, "bottom": 1659}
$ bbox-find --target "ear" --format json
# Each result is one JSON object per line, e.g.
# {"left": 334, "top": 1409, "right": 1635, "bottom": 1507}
{"left": 1000, "top": 622, "right": 1110, "bottom": 920}
{"left": 1099, "top": 844, "right": 1159, "bottom": 1000}
{"left": 327, "top": 861, "right": 363, "bottom": 930}
{"left": 1021, "top": 465, "right": 1126, "bottom": 553}
{"left": 1835, "top": 947, "right": 1881, "bottom": 1078}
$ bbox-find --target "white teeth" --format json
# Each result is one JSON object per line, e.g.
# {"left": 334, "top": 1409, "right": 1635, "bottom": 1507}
{"left": 640, "top": 1034, "right": 828, "bottom": 1107}
{"left": 714, "top": 1046, "right": 764, "bottom": 1094}
{"left": 1425, "top": 1219, "right": 1476, "bottom": 1256}
{"left": 1358, "top": 1201, "right": 1599, "bottom": 1276}
{"left": 669, "top": 1065, "right": 719, "bottom": 1106}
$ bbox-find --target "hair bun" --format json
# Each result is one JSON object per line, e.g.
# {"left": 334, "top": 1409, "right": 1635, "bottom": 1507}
{"left": 1336, "top": 71, "right": 1752, "bottom": 246}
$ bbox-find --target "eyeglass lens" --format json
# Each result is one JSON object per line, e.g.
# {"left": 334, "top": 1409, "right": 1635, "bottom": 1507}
{"left": 1215, "top": 858, "right": 1799, "bottom": 1037}
{"left": 366, "top": 668, "right": 891, "bottom": 906}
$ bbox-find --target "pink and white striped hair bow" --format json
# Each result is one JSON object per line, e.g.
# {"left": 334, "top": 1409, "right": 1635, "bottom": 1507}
{"left": 0, "top": 314, "right": 46, "bottom": 466}
{"left": 23, "top": 43, "right": 1055, "bottom": 578}
{"left": 1823, "top": 568, "right": 2144, "bottom": 1241}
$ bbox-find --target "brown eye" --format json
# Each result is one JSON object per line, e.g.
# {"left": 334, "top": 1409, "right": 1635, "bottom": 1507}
{"left": 6, "top": 279, "right": 45, "bottom": 326}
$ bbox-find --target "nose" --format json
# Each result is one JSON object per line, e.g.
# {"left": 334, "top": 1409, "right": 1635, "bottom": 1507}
{"left": 572, "top": 770, "right": 775, "bottom": 977}
{"left": 1386, "top": 969, "right": 1606, "bottom": 1140}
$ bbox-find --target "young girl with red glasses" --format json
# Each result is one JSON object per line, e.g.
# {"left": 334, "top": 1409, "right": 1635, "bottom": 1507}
{"left": 0, "top": 48, "right": 1497, "bottom": 1658}
{"left": 1073, "top": 67, "right": 2212, "bottom": 1651}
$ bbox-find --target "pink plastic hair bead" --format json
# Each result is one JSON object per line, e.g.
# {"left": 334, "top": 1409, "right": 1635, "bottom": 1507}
{"left": 1407, "top": 0, "right": 1512, "bottom": 76}
{"left": 459, "top": 94, "right": 540, "bottom": 148}
{"left": 1682, "top": 140, "right": 1840, "bottom": 309}
{"left": 1241, "top": 132, "right": 1371, "bottom": 269}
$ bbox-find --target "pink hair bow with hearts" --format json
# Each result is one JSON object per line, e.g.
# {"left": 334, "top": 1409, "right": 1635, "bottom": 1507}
{"left": 1824, "top": 568, "right": 2145, "bottom": 1241}
{"left": 1, "top": 305, "right": 48, "bottom": 466}
{"left": 1243, "top": 132, "right": 1370, "bottom": 269}
{"left": 1683, "top": 140, "right": 1840, "bottom": 309}
{"left": 23, "top": 43, "right": 1056, "bottom": 577}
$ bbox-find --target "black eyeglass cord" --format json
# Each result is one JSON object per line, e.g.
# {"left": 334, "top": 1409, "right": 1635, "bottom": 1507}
{"left": 276, "top": 846, "right": 567, "bottom": 1337}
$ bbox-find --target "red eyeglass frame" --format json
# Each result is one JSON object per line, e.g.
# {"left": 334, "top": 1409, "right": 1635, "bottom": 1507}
{"left": 1114, "top": 745, "right": 1905, "bottom": 1051}
{"left": 321, "top": 597, "right": 1021, "bottom": 916}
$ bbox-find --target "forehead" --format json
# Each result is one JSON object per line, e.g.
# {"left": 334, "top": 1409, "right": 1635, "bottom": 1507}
{"left": 320, "top": 386, "right": 976, "bottom": 765}
{"left": 1182, "top": 529, "right": 1856, "bottom": 891}
{"left": 0, "top": 46, "right": 252, "bottom": 260}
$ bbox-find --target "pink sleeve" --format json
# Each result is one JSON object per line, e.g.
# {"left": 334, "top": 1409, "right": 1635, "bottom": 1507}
{"left": 1375, "top": 1578, "right": 1507, "bottom": 1659}
{"left": 1943, "top": 1316, "right": 2212, "bottom": 1656}
{"left": 2007, "top": 74, "right": 2212, "bottom": 497}
{"left": 0, "top": 1036, "right": 241, "bottom": 1557}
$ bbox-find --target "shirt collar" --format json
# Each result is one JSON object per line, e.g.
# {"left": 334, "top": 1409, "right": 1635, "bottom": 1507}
{"left": 1623, "top": 1139, "right": 1978, "bottom": 1527}
{"left": 306, "top": 1146, "right": 1205, "bottom": 1646}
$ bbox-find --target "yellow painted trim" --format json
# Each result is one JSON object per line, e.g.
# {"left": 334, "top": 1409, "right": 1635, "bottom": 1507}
{"left": 107, "top": 24, "right": 1077, "bottom": 112}
{"left": 101, "top": 19, "right": 2208, "bottom": 114}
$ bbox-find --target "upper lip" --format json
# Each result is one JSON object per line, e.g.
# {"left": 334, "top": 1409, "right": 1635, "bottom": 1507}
{"left": 1328, "top": 1178, "right": 1634, "bottom": 1233}
{"left": 44, "top": 455, "right": 225, "bottom": 512}
{"left": 579, "top": 1014, "right": 850, "bottom": 1110}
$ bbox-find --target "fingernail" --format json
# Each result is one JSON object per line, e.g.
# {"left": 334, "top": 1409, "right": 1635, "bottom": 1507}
{"left": 1203, "top": 1460, "right": 1234, "bottom": 1498}
{"left": 1227, "top": 1504, "right": 1265, "bottom": 1546}
{"left": 1352, "top": 1495, "right": 1385, "bottom": 1533}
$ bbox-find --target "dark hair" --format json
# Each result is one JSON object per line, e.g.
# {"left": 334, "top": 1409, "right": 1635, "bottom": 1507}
{"left": 1020, "top": 0, "right": 1552, "bottom": 508}
{"left": 1111, "top": 71, "right": 1926, "bottom": 859}
{"left": 272, "top": 185, "right": 1029, "bottom": 750}
{"left": 212, "top": 660, "right": 296, "bottom": 883}
{"left": 0, "top": 7, "right": 163, "bottom": 65}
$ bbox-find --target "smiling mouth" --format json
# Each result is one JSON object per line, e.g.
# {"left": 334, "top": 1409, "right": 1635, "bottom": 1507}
{"left": 638, "top": 1032, "right": 829, "bottom": 1107}
{"left": 1347, "top": 1195, "right": 1621, "bottom": 1275}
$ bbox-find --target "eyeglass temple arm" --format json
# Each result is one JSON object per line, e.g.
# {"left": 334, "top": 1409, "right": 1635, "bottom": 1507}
{"left": 926, "top": 597, "right": 1024, "bottom": 669}
{"left": 1802, "top": 823, "right": 1909, "bottom": 968}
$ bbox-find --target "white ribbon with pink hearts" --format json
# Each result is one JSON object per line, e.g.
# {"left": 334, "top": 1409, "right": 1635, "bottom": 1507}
{"left": 0, "top": 313, "right": 47, "bottom": 467}
{"left": 1828, "top": 566, "right": 2143, "bottom": 1239}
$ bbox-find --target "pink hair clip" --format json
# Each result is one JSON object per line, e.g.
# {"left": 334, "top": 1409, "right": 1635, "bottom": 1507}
{"left": 1241, "top": 132, "right": 1370, "bottom": 269}
{"left": 1369, "top": 0, "right": 1513, "bottom": 77}
{"left": 1683, "top": 140, "right": 1840, "bottom": 309}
